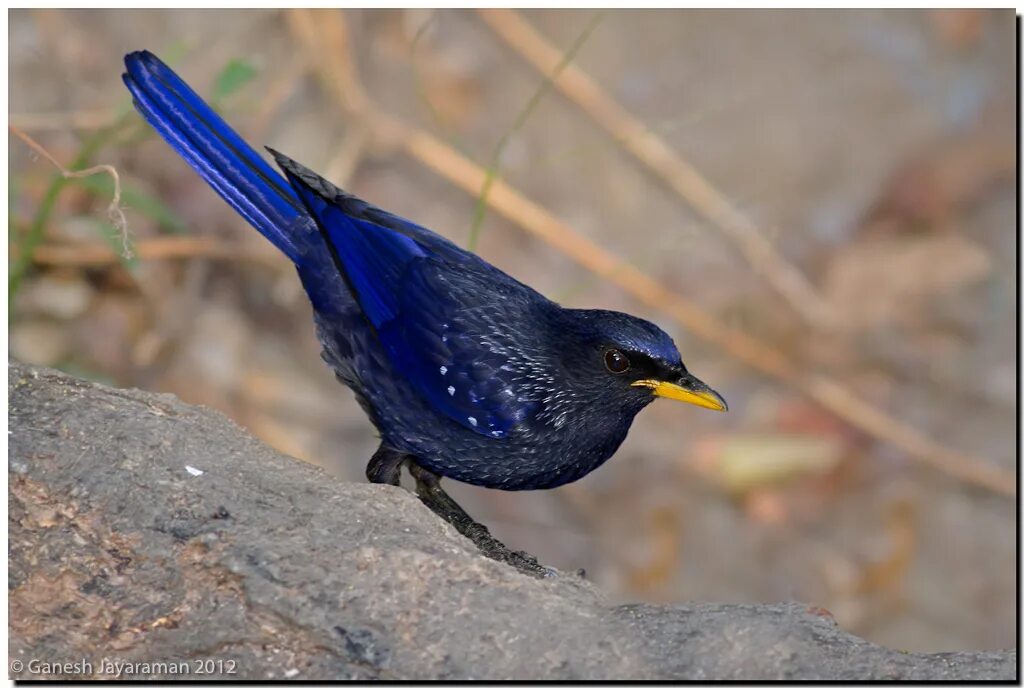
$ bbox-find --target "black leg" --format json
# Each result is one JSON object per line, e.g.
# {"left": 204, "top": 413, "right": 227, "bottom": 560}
{"left": 407, "top": 462, "right": 552, "bottom": 578}
{"left": 366, "top": 444, "right": 406, "bottom": 486}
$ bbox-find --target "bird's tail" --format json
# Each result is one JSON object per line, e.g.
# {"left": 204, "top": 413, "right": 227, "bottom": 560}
{"left": 122, "top": 50, "right": 308, "bottom": 263}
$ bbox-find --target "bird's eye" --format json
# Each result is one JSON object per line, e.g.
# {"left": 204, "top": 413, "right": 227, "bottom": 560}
{"left": 604, "top": 349, "right": 631, "bottom": 374}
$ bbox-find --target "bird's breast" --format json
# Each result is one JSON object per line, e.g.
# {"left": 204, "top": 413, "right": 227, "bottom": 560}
{"left": 396, "top": 408, "right": 636, "bottom": 490}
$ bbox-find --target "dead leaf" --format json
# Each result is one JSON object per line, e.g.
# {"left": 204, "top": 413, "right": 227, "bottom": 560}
{"left": 690, "top": 433, "right": 845, "bottom": 495}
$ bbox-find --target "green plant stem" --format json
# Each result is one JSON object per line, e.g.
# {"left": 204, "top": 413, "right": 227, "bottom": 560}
{"left": 467, "top": 11, "right": 604, "bottom": 252}
{"left": 9, "top": 116, "right": 129, "bottom": 312}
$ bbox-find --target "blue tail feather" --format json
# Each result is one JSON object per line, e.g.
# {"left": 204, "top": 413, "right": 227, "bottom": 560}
{"left": 122, "top": 50, "right": 306, "bottom": 262}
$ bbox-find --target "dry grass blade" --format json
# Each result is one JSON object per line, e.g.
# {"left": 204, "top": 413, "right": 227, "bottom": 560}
{"left": 11, "top": 124, "right": 132, "bottom": 260}
{"left": 285, "top": 9, "right": 371, "bottom": 187}
{"left": 289, "top": 10, "right": 1014, "bottom": 498}
{"left": 475, "top": 9, "right": 839, "bottom": 332}
{"left": 286, "top": 8, "right": 369, "bottom": 117}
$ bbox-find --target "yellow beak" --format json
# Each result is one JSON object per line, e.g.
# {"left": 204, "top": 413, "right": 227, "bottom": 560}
{"left": 631, "top": 377, "right": 728, "bottom": 412}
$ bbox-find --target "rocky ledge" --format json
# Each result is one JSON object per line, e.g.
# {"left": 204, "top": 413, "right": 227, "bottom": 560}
{"left": 8, "top": 363, "right": 1015, "bottom": 680}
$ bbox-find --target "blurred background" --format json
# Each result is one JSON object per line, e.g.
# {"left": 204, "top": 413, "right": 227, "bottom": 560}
{"left": 8, "top": 9, "right": 1016, "bottom": 652}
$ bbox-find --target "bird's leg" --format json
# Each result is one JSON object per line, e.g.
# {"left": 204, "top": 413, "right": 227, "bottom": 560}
{"left": 407, "top": 462, "right": 552, "bottom": 578}
{"left": 364, "top": 446, "right": 551, "bottom": 577}
{"left": 366, "top": 444, "right": 407, "bottom": 486}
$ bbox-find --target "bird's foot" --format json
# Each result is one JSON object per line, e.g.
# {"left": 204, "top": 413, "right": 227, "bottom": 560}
{"left": 366, "top": 445, "right": 405, "bottom": 486}
{"left": 458, "top": 519, "right": 553, "bottom": 578}
{"left": 407, "top": 461, "right": 552, "bottom": 579}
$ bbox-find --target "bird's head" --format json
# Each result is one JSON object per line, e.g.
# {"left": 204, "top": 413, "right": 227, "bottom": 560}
{"left": 553, "top": 309, "right": 728, "bottom": 418}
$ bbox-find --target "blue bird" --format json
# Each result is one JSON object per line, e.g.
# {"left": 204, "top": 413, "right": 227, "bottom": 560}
{"left": 122, "top": 50, "right": 727, "bottom": 576}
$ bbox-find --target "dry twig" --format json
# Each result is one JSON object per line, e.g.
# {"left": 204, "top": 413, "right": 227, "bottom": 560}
{"left": 26, "top": 236, "right": 279, "bottom": 268}
{"left": 285, "top": 9, "right": 372, "bottom": 186}
{"left": 11, "top": 124, "right": 132, "bottom": 260}
{"left": 251, "top": 53, "right": 308, "bottom": 138}
{"left": 286, "top": 9, "right": 370, "bottom": 117}
{"left": 324, "top": 123, "right": 372, "bottom": 189}
{"left": 286, "top": 10, "right": 1014, "bottom": 497}
{"left": 475, "top": 9, "right": 839, "bottom": 331}
{"left": 9, "top": 109, "right": 119, "bottom": 132}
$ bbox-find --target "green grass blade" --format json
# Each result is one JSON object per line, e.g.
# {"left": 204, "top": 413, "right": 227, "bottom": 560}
{"left": 467, "top": 11, "right": 604, "bottom": 252}
{"left": 213, "top": 58, "right": 258, "bottom": 102}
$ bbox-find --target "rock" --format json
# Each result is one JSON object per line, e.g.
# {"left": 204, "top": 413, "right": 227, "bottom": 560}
{"left": 7, "top": 362, "right": 1015, "bottom": 680}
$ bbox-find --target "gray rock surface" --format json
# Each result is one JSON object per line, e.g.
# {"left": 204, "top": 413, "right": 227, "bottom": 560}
{"left": 8, "top": 362, "right": 1016, "bottom": 680}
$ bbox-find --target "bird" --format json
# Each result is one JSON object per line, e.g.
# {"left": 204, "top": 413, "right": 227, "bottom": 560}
{"left": 122, "top": 50, "right": 727, "bottom": 577}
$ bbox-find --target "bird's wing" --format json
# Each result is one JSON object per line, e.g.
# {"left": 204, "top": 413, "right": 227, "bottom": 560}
{"left": 275, "top": 152, "right": 539, "bottom": 440}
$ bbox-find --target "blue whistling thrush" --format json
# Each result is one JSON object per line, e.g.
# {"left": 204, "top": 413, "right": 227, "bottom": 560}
{"left": 122, "top": 50, "right": 727, "bottom": 577}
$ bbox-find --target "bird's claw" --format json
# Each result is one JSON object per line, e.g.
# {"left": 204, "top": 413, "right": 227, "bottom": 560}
{"left": 486, "top": 545, "right": 550, "bottom": 579}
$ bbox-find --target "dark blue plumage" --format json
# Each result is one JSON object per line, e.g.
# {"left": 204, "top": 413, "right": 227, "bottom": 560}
{"left": 122, "top": 50, "right": 726, "bottom": 495}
